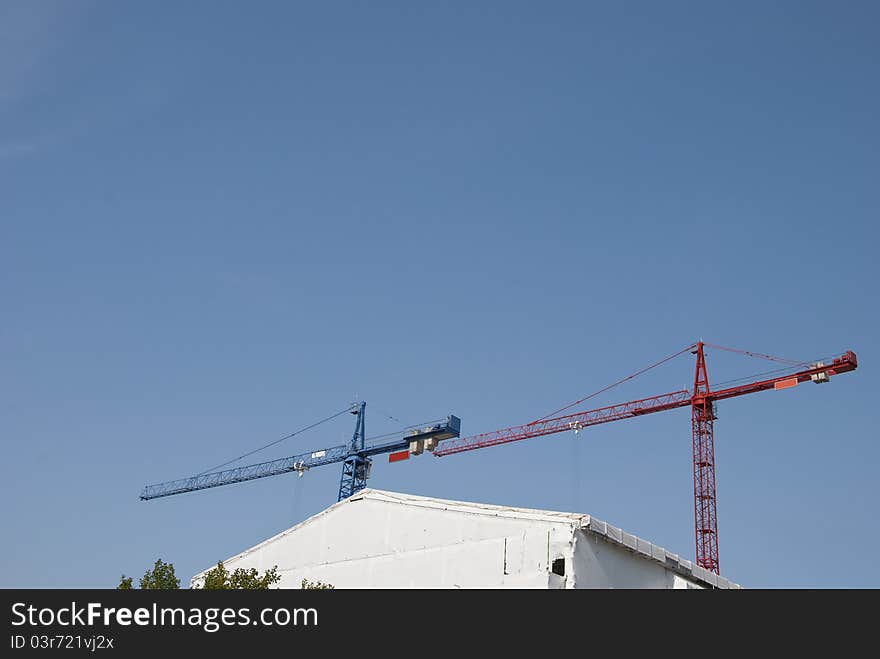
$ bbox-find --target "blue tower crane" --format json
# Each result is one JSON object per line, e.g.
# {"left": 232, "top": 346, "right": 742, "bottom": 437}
{"left": 139, "top": 401, "right": 461, "bottom": 503}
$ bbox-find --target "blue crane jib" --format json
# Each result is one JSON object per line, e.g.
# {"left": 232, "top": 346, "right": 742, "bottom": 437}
{"left": 139, "top": 403, "right": 462, "bottom": 503}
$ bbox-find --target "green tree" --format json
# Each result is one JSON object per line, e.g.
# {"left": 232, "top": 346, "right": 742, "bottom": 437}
{"left": 301, "top": 578, "right": 334, "bottom": 590}
{"left": 196, "top": 560, "right": 281, "bottom": 590}
{"left": 140, "top": 559, "right": 180, "bottom": 589}
{"left": 120, "top": 559, "right": 180, "bottom": 590}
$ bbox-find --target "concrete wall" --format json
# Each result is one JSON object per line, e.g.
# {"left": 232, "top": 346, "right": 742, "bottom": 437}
{"left": 192, "top": 494, "right": 579, "bottom": 588}
{"left": 571, "top": 529, "right": 702, "bottom": 589}
{"left": 191, "top": 491, "right": 712, "bottom": 589}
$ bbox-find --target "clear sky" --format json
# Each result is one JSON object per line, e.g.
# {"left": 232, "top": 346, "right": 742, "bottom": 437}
{"left": 1, "top": 1, "right": 877, "bottom": 588}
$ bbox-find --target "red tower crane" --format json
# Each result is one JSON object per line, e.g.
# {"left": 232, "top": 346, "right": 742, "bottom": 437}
{"left": 434, "top": 342, "right": 858, "bottom": 574}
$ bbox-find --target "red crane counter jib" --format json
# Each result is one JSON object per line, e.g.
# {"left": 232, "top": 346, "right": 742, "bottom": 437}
{"left": 433, "top": 344, "right": 858, "bottom": 575}
{"left": 708, "top": 349, "right": 857, "bottom": 401}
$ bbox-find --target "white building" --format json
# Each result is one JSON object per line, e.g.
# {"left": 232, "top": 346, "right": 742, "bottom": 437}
{"left": 191, "top": 489, "right": 740, "bottom": 589}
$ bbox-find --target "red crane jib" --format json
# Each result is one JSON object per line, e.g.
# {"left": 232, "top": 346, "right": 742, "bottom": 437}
{"left": 433, "top": 391, "right": 692, "bottom": 456}
{"left": 433, "top": 350, "right": 858, "bottom": 458}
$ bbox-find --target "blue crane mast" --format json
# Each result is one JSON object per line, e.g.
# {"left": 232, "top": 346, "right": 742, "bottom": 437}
{"left": 139, "top": 401, "right": 461, "bottom": 503}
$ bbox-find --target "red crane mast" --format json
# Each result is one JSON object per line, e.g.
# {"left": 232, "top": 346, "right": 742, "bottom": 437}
{"left": 434, "top": 342, "right": 858, "bottom": 574}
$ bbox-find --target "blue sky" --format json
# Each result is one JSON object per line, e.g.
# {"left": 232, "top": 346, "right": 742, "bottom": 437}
{"left": 1, "top": 1, "right": 877, "bottom": 588}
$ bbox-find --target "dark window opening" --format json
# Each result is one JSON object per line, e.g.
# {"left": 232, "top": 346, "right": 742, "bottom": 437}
{"left": 552, "top": 558, "right": 565, "bottom": 576}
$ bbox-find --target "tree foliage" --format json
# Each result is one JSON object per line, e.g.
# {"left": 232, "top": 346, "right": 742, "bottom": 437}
{"left": 117, "top": 559, "right": 180, "bottom": 590}
{"left": 196, "top": 560, "right": 281, "bottom": 590}
{"left": 140, "top": 559, "right": 180, "bottom": 589}
{"left": 118, "top": 558, "right": 304, "bottom": 589}
{"left": 301, "top": 578, "right": 334, "bottom": 590}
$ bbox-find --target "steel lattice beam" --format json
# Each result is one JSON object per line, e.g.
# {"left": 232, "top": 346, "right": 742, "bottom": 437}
{"left": 692, "top": 343, "right": 719, "bottom": 572}
{"left": 140, "top": 410, "right": 462, "bottom": 501}
{"left": 433, "top": 390, "right": 693, "bottom": 456}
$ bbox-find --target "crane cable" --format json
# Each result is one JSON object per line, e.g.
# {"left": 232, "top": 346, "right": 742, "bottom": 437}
{"left": 195, "top": 404, "right": 357, "bottom": 476}
{"left": 530, "top": 343, "right": 698, "bottom": 424}
{"left": 701, "top": 343, "right": 811, "bottom": 367}
{"left": 363, "top": 418, "right": 447, "bottom": 444}
{"left": 372, "top": 406, "right": 410, "bottom": 428}
{"left": 532, "top": 342, "right": 831, "bottom": 426}
{"left": 710, "top": 363, "right": 807, "bottom": 389}
{"left": 705, "top": 348, "right": 846, "bottom": 389}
